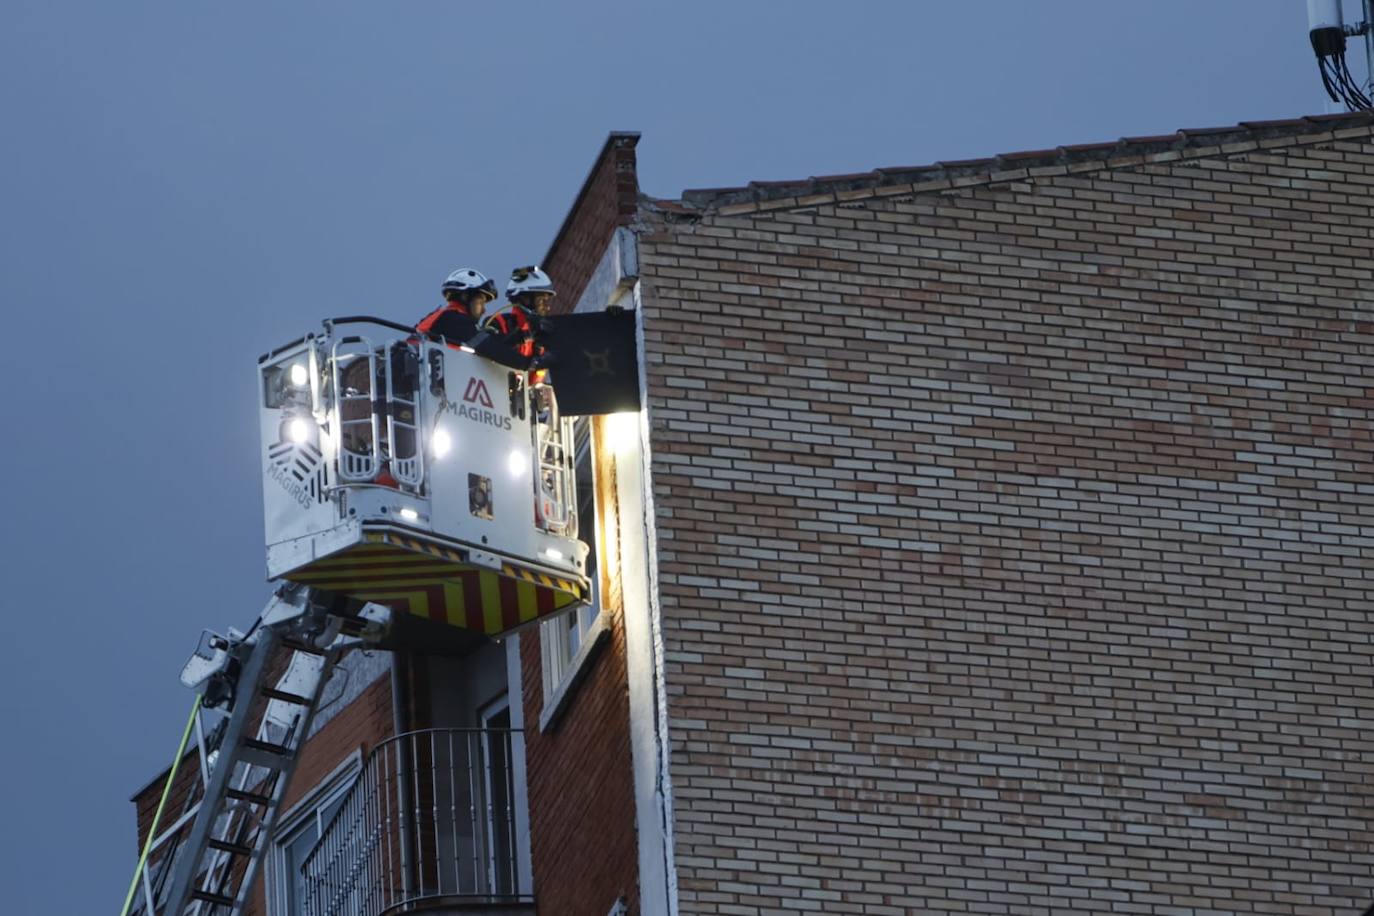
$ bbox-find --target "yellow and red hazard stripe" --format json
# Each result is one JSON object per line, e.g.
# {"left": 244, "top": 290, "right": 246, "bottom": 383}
{"left": 285, "top": 532, "right": 586, "bottom": 637}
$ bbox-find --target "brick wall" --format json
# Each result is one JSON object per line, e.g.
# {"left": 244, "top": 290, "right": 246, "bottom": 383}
{"left": 543, "top": 132, "right": 640, "bottom": 317}
{"left": 520, "top": 415, "right": 640, "bottom": 915}
{"left": 640, "top": 125, "right": 1374, "bottom": 913}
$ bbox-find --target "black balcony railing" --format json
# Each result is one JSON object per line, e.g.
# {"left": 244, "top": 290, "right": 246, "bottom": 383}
{"left": 301, "top": 728, "right": 528, "bottom": 916}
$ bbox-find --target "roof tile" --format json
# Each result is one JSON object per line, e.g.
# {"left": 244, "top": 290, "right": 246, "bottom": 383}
{"left": 808, "top": 171, "right": 878, "bottom": 183}
{"left": 1174, "top": 126, "right": 1237, "bottom": 139}
{"left": 669, "top": 111, "right": 1374, "bottom": 213}
{"left": 1059, "top": 142, "right": 1120, "bottom": 155}
{"left": 1120, "top": 133, "right": 1181, "bottom": 145}
{"left": 936, "top": 157, "right": 996, "bottom": 169}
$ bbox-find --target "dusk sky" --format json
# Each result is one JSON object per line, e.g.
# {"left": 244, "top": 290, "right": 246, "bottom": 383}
{"left": 0, "top": 2, "right": 1345, "bottom": 912}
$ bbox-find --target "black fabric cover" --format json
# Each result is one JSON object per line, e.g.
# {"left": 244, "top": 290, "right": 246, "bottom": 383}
{"left": 544, "top": 308, "right": 641, "bottom": 416}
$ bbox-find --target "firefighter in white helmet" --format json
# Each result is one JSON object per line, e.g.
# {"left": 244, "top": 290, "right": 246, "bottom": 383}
{"left": 485, "top": 266, "right": 556, "bottom": 362}
{"left": 416, "top": 267, "right": 499, "bottom": 342}
{"left": 489, "top": 267, "right": 560, "bottom": 525}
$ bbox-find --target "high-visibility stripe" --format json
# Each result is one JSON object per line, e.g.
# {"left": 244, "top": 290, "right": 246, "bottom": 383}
{"left": 309, "top": 552, "right": 447, "bottom": 570}
{"left": 497, "top": 576, "right": 520, "bottom": 631}
{"left": 291, "top": 563, "right": 459, "bottom": 582}
{"left": 407, "top": 589, "right": 429, "bottom": 620}
{"left": 537, "top": 583, "right": 557, "bottom": 616}
{"left": 286, "top": 538, "right": 586, "bottom": 637}
{"left": 516, "top": 579, "right": 539, "bottom": 622}
{"left": 461, "top": 572, "right": 484, "bottom": 632}
{"left": 443, "top": 582, "right": 465, "bottom": 628}
{"left": 480, "top": 574, "right": 503, "bottom": 634}
{"left": 314, "top": 545, "right": 407, "bottom": 560}
{"left": 501, "top": 562, "right": 583, "bottom": 599}
{"left": 290, "top": 573, "right": 475, "bottom": 590}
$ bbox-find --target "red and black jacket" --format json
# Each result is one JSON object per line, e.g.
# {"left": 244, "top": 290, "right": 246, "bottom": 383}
{"left": 415, "top": 302, "right": 480, "bottom": 342}
{"left": 485, "top": 305, "right": 539, "bottom": 359}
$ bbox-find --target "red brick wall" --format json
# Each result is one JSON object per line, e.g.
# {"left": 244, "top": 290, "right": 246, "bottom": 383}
{"left": 543, "top": 132, "right": 640, "bottom": 317}
{"left": 520, "top": 419, "right": 639, "bottom": 915}
{"left": 520, "top": 621, "right": 638, "bottom": 916}
{"left": 640, "top": 125, "right": 1374, "bottom": 912}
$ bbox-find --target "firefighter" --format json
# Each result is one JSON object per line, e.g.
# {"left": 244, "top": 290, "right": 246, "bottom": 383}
{"left": 489, "top": 268, "right": 561, "bottom": 522}
{"left": 416, "top": 267, "right": 499, "bottom": 342}
{"left": 339, "top": 268, "right": 497, "bottom": 486}
{"left": 485, "top": 265, "right": 556, "bottom": 362}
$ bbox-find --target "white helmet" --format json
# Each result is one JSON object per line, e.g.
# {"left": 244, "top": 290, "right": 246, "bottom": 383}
{"left": 506, "top": 265, "right": 556, "bottom": 301}
{"left": 441, "top": 267, "right": 497, "bottom": 300}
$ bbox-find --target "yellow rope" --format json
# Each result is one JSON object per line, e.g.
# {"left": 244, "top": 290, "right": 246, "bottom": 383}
{"left": 119, "top": 695, "right": 202, "bottom": 916}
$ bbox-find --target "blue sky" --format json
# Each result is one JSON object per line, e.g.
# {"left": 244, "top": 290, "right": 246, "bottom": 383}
{"left": 0, "top": 1, "right": 1344, "bottom": 912}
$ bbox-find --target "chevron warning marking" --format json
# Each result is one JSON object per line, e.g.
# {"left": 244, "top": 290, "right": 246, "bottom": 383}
{"left": 285, "top": 536, "right": 586, "bottom": 637}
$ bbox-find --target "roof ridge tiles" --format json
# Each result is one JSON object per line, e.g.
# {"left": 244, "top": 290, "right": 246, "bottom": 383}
{"left": 997, "top": 148, "right": 1060, "bottom": 162}
{"left": 936, "top": 157, "right": 996, "bottom": 169}
{"left": 667, "top": 111, "right": 1374, "bottom": 213}
{"left": 1305, "top": 111, "right": 1366, "bottom": 123}
{"left": 1119, "top": 133, "right": 1182, "bottom": 146}
{"left": 747, "top": 178, "right": 812, "bottom": 190}
{"left": 808, "top": 171, "right": 880, "bottom": 183}
{"left": 1058, "top": 140, "right": 1124, "bottom": 155}
{"left": 1173, "top": 125, "right": 1239, "bottom": 138}
{"left": 1239, "top": 117, "right": 1311, "bottom": 129}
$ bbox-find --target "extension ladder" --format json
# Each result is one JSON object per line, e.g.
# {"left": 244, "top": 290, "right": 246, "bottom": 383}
{"left": 124, "top": 589, "right": 349, "bottom": 916}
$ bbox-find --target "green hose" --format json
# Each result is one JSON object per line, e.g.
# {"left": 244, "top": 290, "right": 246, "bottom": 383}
{"left": 119, "top": 695, "right": 202, "bottom": 916}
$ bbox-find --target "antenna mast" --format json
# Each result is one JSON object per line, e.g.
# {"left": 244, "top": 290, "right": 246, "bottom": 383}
{"left": 1307, "top": 0, "right": 1374, "bottom": 110}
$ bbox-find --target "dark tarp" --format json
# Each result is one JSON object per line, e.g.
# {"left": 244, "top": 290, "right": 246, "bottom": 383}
{"left": 544, "top": 308, "right": 640, "bottom": 416}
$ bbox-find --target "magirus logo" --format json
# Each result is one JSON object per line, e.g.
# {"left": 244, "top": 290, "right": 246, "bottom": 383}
{"left": 449, "top": 376, "right": 511, "bottom": 430}
{"left": 463, "top": 377, "right": 494, "bottom": 407}
{"left": 266, "top": 433, "right": 324, "bottom": 508}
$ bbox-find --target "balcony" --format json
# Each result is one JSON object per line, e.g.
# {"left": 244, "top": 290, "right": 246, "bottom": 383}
{"left": 302, "top": 728, "right": 531, "bottom": 916}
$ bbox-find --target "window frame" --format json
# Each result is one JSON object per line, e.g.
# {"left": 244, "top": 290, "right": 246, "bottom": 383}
{"left": 269, "top": 750, "right": 363, "bottom": 916}
{"left": 478, "top": 695, "right": 518, "bottom": 896}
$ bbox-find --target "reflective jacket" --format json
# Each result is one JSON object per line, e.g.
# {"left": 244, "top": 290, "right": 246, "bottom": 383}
{"left": 414, "top": 303, "right": 530, "bottom": 370}
{"left": 484, "top": 305, "right": 538, "bottom": 359}
{"left": 415, "top": 303, "right": 480, "bottom": 343}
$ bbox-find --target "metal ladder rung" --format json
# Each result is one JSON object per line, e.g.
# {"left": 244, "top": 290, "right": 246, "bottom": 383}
{"left": 191, "top": 889, "right": 234, "bottom": 908}
{"left": 261, "top": 687, "right": 312, "bottom": 705}
{"left": 239, "top": 738, "right": 293, "bottom": 769}
{"left": 207, "top": 838, "right": 254, "bottom": 857}
{"left": 225, "top": 787, "right": 273, "bottom": 807}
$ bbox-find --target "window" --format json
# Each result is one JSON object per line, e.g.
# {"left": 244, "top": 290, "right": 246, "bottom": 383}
{"left": 271, "top": 755, "right": 360, "bottom": 915}
{"left": 479, "top": 696, "right": 518, "bottom": 896}
{"left": 539, "top": 417, "right": 606, "bottom": 722}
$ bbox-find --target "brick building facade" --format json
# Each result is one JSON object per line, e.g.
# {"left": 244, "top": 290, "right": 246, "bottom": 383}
{"left": 134, "top": 113, "right": 1374, "bottom": 915}
{"left": 636, "top": 113, "right": 1374, "bottom": 913}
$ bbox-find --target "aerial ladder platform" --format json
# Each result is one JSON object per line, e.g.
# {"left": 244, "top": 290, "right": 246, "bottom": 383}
{"left": 122, "top": 312, "right": 635, "bottom": 916}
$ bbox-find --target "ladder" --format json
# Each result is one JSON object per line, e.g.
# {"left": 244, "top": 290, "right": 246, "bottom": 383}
{"left": 126, "top": 588, "right": 358, "bottom": 916}
{"left": 533, "top": 384, "right": 577, "bottom": 537}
